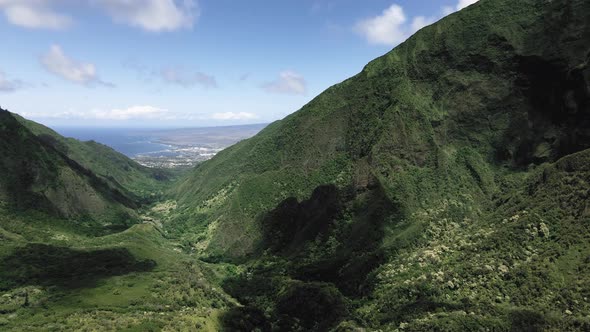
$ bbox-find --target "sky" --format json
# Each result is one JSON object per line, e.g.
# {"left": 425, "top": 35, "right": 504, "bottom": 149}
{"left": 0, "top": 0, "right": 479, "bottom": 128}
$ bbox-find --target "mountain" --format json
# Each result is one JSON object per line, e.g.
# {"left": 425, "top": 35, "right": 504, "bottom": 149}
{"left": 168, "top": 0, "right": 590, "bottom": 330}
{"left": 12, "top": 113, "right": 171, "bottom": 201}
{"left": 0, "top": 110, "right": 229, "bottom": 331}
{"left": 0, "top": 109, "right": 169, "bottom": 227}
{"left": 175, "top": 0, "right": 590, "bottom": 258}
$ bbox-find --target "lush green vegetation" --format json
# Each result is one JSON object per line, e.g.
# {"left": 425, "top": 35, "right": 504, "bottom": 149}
{"left": 2, "top": 0, "right": 590, "bottom": 330}
{"left": 0, "top": 205, "right": 236, "bottom": 331}
{"left": 168, "top": 0, "right": 590, "bottom": 330}
{"left": 13, "top": 113, "right": 172, "bottom": 203}
{"left": 1, "top": 110, "right": 142, "bottom": 223}
{"left": 0, "top": 110, "right": 233, "bottom": 330}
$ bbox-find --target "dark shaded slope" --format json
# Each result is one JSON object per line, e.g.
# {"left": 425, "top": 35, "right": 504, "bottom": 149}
{"left": 0, "top": 109, "right": 138, "bottom": 221}
{"left": 0, "top": 243, "right": 155, "bottom": 290}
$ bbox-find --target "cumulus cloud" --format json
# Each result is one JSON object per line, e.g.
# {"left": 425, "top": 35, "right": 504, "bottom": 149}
{"left": 456, "top": 0, "right": 479, "bottom": 10}
{"left": 443, "top": 0, "right": 480, "bottom": 15}
{"left": 0, "top": 1, "right": 71, "bottom": 29}
{"left": 355, "top": 1, "right": 480, "bottom": 46}
{"left": 0, "top": 0, "right": 199, "bottom": 32}
{"left": 20, "top": 106, "right": 172, "bottom": 121}
{"left": 442, "top": 6, "right": 455, "bottom": 16}
{"left": 160, "top": 67, "right": 217, "bottom": 88}
{"left": 354, "top": 4, "right": 407, "bottom": 46}
{"left": 210, "top": 112, "right": 259, "bottom": 120}
{"left": 20, "top": 107, "right": 260, "bottom": 122}
{"left": 411, "top": 16, "right": 435, "bottom": 33}
{"left": 0, "top": 71, "right": 24, "bottom": 92}
{"left": 262, "top": 71, "right": 307, "bottom": 95}
{"left": 93, "top": 0, "right": 199, "bottom": 32}
{"left": 90, "top": 105, "right": 172, "bottom": 120}
{"left": 40, "top": 45, "right": 112, "bottom": 87}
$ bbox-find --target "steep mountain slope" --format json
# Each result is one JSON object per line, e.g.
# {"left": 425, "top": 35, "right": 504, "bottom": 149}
{"left": 0, "top": 109, "right": 160, "bottom": 224}
{"left": 12, "top": 113, "right": 170, "bottom": 201}
{"left": 175, "top": 0, "right": 589, "bottom": 257}
{"left": 169, "top": 0, "right": 590, "bottom": 330}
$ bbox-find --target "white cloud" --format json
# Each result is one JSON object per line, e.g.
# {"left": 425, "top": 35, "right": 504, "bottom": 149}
{"left": 210, "top": 112, "right": 259, "bottom": 120}
{"left": 355, "top": 1, "right": 481, "bottom": 46}
{"left": 93, "top": 0, "right": 199, "bottom": 32}
{"left": 442, "top": 6, "right": 455, "bottom": 16}
{"left": 410, "top": 16, "right": 435, "bottom": 33}
{"left": 456, "top": 0, "right": 479, "bottom": 10}
{"left": 262, "top": 71, "right": 307, "bottom": 95}
{"left": 1, "top": 1, "right": 71, "bottom": 29}
{"left": 354, "top": 4, "right": 407, "bottom": 46}
{"left": 20, "top": 105, "right": 172, "bottom": 121}
{"left": 19, "top": 107, "right": 260, "bottom": 122}
{"left": 354, "top": 4, "right": 436, "bottom": 46}
{"left": 91, "top": 105, "right": 171, "bottom": 120}
{"left": 0, "top": 0, "right": 198, "bottom": 32}
{"left": 0, "top": 71, "right": 24, "bottom": 92}
{"left": 160, "top": 67, "right": 217, "bottom": 88}
{"left": 40, "top": 44, "right": 111, "bottom": 87}
{"left": 440, "top": 0, "right": 480, "bottom": 18}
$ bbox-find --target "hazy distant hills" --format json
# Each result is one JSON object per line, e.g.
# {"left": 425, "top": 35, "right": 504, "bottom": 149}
{"left": 141, "top": 123, "right": 268, "bottom": 148}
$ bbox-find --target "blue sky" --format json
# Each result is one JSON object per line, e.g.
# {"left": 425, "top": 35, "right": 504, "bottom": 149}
{"left": 0, "top": 0, "right": 478, "bottom": 128}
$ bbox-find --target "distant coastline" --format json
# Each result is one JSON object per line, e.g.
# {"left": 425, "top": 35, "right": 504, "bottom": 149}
{"left": 53, "top": 123, "right": 267, "bottom": 168}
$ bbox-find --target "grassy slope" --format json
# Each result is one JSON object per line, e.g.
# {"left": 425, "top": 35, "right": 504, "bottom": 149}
{"left": 169, "top": 0, "right": 590, "bottom": 330}
{"left": 0, "top": 206, "right": 234, "bottom": 331}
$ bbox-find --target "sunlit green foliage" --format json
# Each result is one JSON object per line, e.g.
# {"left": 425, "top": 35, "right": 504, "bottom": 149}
{"left": 168, "top": 0, "right": 590, "bottom": 330}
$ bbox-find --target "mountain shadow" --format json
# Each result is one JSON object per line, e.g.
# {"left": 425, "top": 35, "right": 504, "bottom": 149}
{"left": 0, "top": 244, "right": 156, "bottom": 290}
{"left": 221, "top": 181, "right": 402, "bottom": 331}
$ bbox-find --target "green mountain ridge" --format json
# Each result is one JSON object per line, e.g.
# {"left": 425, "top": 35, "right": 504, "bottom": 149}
{"left": 1, "top": 0, "right": 590, "bottom": 330}
{"left": 167, "top": 0, "right": 590, "bottom": 329}
{"left": 0, "top": 109, "right": 138, "bottom": 222}
{"left": 12, "top": 113, "right": 171, "bottom": 201}
{"left": 173, "top": 0, "right": 590, "bottom": 258}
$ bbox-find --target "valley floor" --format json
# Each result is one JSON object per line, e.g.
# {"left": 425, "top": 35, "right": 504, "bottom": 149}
{"left": 0, "top": 204, "right": 237, "bottom": 331}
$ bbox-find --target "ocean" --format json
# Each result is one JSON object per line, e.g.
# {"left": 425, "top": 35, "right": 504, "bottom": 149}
{"left": 51, "top": 124, "right": 266, "bottom": 168}
{"left": 52, "top": 127, "right": 172, "bottom": 158}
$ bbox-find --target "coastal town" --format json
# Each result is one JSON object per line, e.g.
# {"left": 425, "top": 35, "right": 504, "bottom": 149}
{"left": 133, "top": 145, "right": 222, "bottom": 168}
